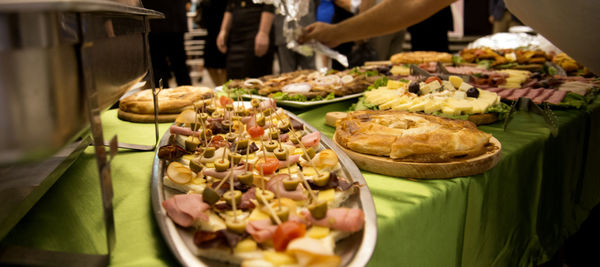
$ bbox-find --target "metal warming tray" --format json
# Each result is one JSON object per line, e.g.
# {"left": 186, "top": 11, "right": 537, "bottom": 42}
{"left": 0, "top": 0, "right": 162, "bottom": 164}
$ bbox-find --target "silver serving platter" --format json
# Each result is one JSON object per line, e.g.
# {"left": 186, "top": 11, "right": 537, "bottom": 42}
{"left": 151, "top": 104, "right": 377, "bottom": 267}
{"left": 215, "top": 86, "right": 364, "bottom": 108}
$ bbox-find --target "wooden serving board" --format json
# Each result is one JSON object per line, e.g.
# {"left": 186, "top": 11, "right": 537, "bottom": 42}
{"left": 333, "top": 134, "right": 502, "bottom": 179}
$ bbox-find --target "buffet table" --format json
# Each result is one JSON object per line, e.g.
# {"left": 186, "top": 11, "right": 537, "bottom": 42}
{"left": 2, "top": 97, "right": 599, "bottom": 266}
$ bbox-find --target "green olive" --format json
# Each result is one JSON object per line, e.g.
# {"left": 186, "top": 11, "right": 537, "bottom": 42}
{"left": 271, "top": 205, "right": 289, "bottom": 224}
{"left": 237, "top": 172, "right": 254, "bottom": 185}
{"left": 290, "top": 135, "right": 300, "bottom": 145}
{"left": 225, "top": 132, "right": 237, "bottom": 142}
{"left": 225, "top": 104, "right": 234, "bottom": 111}
{"left": 185, "top": 136, "right": 201, "bottom": 152}
{"left": 263, "top": 108, "right": 273, "bottom": 116}
{"left": 189, "top": 159, "right": 203, "bottom": 173}
{"left": 264, "top": 140, "right": 278, "bottom": 152}
{"left": 221, "top": 120, "right": 233, "bottom": 129}
{"left": 189, "top": 122, "right": 202, "bottom": 131}
{"left": 251, "top": 98, "right": 261, "bottom": 108}
{"left": 308, "top": 200, "right": 328, "bottom": 220}
{"left": 274, "top": 147, "right": 288, "bottom": 161}
{"left": 255, "top": 189, "right": 274, "bottom": 203}
{"left": 237, "top": 109, "right": 250, "bottom": 116}
{"left": 223, "top": 190, "right": 242, "bottom": 206}
{"left": 198, "top": 112, "right": 209, "bottom": 121}
{"left": 302, "top": 147, "right": 316, "bottom": 160}
{"left": 206, "top": 105, "right": 217, "bottom": 114}
{"left": 200, "top": 129, "right": 213, "bottom": 140}
{"left": 270, "top": 130, "right": 280, "bottom": 140}
{"left": 229, "top": 153, "right": 242, "bottom": 165}
{"left": 203, "top": 147, "right": 216, "bottom": 158}
{"left": 202, "top": 187, "right": 220, "bottom": 205}
{"left": 214, "top": 159, "right": 230, "bottom": 172}
{"left": 313, "top": 172, "right": 330, "bottom": 187}
{"left": 256, "top": 115, "right": 265, "bottom": 126}
{"left": 236, "top": 138, "right": 249, "bottom": 149}
{"left": 278, "top": 120, "right": 291, "bottom": 131}
{"left": 212, "top": 110, "right": 224, "bottom": 118}
{"left": 225, "top": 218, "right": 247, "bottom": 234}
{"left": 282, "top": 175, "right": 301, "bottom": 191}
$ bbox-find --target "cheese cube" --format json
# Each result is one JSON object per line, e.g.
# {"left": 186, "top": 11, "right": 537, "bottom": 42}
{"left": 449, "top": 75, "right": 463, "bottom": 88}
{"left": 318, "top": 188, "right": 336, "bottom": 203}
{"left": 458, "top": 82, "right": 473, "bottom": 92}
{"left": 307, "top": 226, "right": 331, "bottom": 239}
{"left": 263, "top": 251, "right": 297, "bottom": 266}
{"left": 387, "top": 80, "right": 406, "bottom": 90}
{"left": 421, "top": 80, "right": 441, "bottom": 95}
{"left": 424, "top": 99, "right": 444, "bottom": 114}
{"left": 234, "top": 238, "right": 257, "bottom": 253}
{"left": 442, "top": 80, "right": 456, "bottom": 91}
{"left": 248, "top": 208, "right": 271, "bottom": 222}
{"left": 390, "top": 65, "right": 411, "bottom": 76}
{"left": 453, "top": 91, "right": 467, "bottom": 100}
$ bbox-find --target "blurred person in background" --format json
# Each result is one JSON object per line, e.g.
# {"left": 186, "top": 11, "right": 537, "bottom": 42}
{"left": 200, "top": 0, "right": 228, "bottom": 85}
{"left": 364, "top": 0, "right": 406, "bottom": 60}
{"left": 329, "top": 0, "right": 359, "bottom": 70}
{"left": 489, "top": 0, "right": 521, "bottom": 33}
{"left": 217, "top": 0, "right": 275, "bottom": 79}
{"left": 273, "top": 0, "right": 317, "bottom": 73}
{"left": 407, "top": 6, "right": 453, "bottom": 52}
{"left": 143, "top": 0, "right": 192, "bottom": 86}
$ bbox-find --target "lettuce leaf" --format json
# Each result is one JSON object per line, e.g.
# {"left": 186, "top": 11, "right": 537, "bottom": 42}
{"left": 349, "top": 97, "right": 378, "bottom": 111}
{"left": 485, "top": 102, "right": 511, "bottom": 120}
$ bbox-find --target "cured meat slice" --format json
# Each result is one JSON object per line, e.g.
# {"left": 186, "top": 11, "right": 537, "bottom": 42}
{"left": 485, "top": 87, "right": 504, "bottom": 93}
{"left": 246, "top": 219, "right": 277, "bottom": 243}
{"left": 497, "top": 89, "right": 515, "bottom": 99}
{"left": 507, "top": 88, "right": 530, "bottom": 101}
{"left": 303, "top": 208, "right": 365, "bottom": 232}
{"left": 545, "top": 90, "right": 568, "bottom": 104}
{"left": 532, "top": 89, "right": 555, "bottom": 104}
{"left": 523, "top": 88, "right": 543, "bottom": 99}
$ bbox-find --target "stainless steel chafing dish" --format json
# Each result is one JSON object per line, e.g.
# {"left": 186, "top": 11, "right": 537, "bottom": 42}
{"left": 0, "top": 0, "right": 162, "bottom": 164}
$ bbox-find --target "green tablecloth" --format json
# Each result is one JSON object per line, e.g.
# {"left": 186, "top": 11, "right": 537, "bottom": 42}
{"left": 2, "top": 98, "right": 600, "bottom": 266}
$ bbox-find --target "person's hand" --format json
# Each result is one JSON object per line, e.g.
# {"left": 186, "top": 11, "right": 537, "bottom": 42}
{"left": 217, "top": 30, "right": 228, "bottom": 54}
{"left": 298, "top": 22, "right": 340, "bottom": 48}
{"left": 488, "top": 16, "right": 494, "bottom": 24}
{"left": 254, "top": 31, "right": 269, "bottom": 57}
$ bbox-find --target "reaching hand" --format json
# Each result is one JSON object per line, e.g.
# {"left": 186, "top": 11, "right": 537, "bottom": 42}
{"left": 217, "top": 30, "right": 228, "bottom": 54}
{"left": 254, "top": 31, "right": 269, "bottom": 57}
{"left": 298, "top": 22, "right": 340, "bottom": 48}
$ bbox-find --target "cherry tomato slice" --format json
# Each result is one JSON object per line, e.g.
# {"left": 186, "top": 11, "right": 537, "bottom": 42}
{"left": 425, "top": 76, "right": 442, "bottom": 84}
{"left": 219, "top": 95, "right": 234, "bottom": 107}
{"left": 273, "top": 221, "right": 306, "bottom": 252}
{"left": 255, "top": 157, "right": 279, "bottom": 175}
{"left": 247, "top": 126, "right": 265, "bottom": 139}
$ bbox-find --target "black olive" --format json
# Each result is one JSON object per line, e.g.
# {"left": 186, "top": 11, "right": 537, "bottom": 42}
{"left": 408, "top": 82, "right": 420, "bottom": 94}
{"left": 466, "top": 88, "right": 480, "bottom": 98}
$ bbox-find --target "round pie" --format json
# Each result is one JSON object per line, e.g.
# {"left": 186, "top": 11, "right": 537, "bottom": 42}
{"left": 335, "top": 110, "right": 492, "bottom": 162}
{"left": 119, "top": 86, "right": 214, "bottom": 114}
{"left": 390, "top": 51, "right": 453, "bottom": 64}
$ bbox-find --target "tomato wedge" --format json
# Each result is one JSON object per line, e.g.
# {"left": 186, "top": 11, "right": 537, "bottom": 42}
{"left": 425, "top": 76, "right": 442, "bottom": 84}
{"left": 255, "top": 157, "right": 279, "bottom": 175}
{"left": 273, "top": 221, "right": 306, "bottom": 252}
{"left": 219, "top": 95, "right": 234, "bottom": 107}
{"left": 247, "top": 126, "right": 265, "bottom": 139}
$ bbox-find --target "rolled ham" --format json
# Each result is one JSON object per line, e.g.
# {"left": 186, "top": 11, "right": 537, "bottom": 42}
{"left": 259, "top": 99, "right": 277, "bottom": 111}
{"left": 170, "top": 125, "right": 199, "bottom": 137}
{"left": 303, "top": 208, "right": 365, "bottom": 232}
{"left": 266, "top": 174, "right": 306, "bottom": 201}
{"left": 507, "top": 88, "right": 530, "bottom": 101}
{"left": 246, "top": 219, "right": 277, "bottom": 243}
{"left": 279, "top": 154, "right": 301, "bottom": 169}
{"left": 202, "top": 166, "right": 246, "bottom": 180}
{"left": 162, "top": 194, "right": 209, "bottom": 227}
{"left": 240, "top": 187, "right": 256, "bottom": 210}
{"left": 546, "top": 90, "right": 568, "bottom": 104}
{"left": 301, "top": 131, "right": 321, "bottom": 148}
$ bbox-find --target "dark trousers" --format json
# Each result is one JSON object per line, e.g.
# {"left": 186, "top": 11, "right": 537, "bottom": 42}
{"left": 148, "top": 32, "right": 191, "bottom": 87}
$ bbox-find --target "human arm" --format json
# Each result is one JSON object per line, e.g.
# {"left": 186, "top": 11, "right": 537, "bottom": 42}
{"left": 217, "top": 11, "right": 232, "bottom": 53}
{"left": 255, "top": 11, "right": 275, "bottom": 57}
{"left": 299, "top": 0, "right": 456, "bottom": 47}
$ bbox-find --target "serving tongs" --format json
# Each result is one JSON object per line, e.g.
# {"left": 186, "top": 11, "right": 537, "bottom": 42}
{"left": 503, "top": 97, "right": 559, "bottom": 137}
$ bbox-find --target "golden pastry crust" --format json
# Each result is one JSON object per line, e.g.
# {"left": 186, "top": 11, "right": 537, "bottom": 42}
{"left": 119, "top": 86, "right": 214, "bottom": 114}
{"left": 390, "top": 51, "right": 453, "bottom": 64}
{"left": 335, "top": 110, "right": 492, "bottom": 162}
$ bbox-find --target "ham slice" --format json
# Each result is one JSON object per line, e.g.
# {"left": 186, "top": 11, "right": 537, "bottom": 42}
{"left": 246, "top": 219, "right": 277, "bottom": 243}
{"left": 497, "top": 89, "right": 515, "bottom": 99}
{"left": 266, "top": 174, "right": 306, "bottom": 201}
{"left": 301, "top": 131, "right": 321, "bottom": 148}
{"left": 507, "top": 88, "right": 530, "bottom": 101}
{"left": 546, "top": 90, "right": 568, "bottom": 104}
{"left": 259, "top": 99, "right": 277, "bottom": 111}
{"left": 202, "top": 166, "right": 245, "bottom": 180}
{"left": 279, "top": 154, "right": 301, "bottom": 169}
{"left": 240, "top": 187, "right": 256, "bottom": 210}
{"left": 162, "top": 194, "right": 209, "bottom": 227}
{"left": 170, "top": 125, "right": 199, "bottom": 137}
{"left": 303, "top": 208, "right": 365, "bottom": 232}
{"left": 524, "top": 88, "right": 543, "bottom": 99}
{"left": 532, "top": 89, "right": 555, "bottom": 104}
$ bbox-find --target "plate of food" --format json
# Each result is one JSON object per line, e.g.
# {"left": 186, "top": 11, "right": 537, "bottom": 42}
{"left": 220, "top": 68, "right": 385, "bottom": 108}
{"left": 333, "top": 110, "right": 502, "bottom": 179}
{"left": 151, "top": 96, "right": 377, "bottom": 266}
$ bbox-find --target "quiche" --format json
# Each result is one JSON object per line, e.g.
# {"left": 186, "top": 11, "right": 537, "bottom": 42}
{"left": 335, "top": 110, "right": 492, "bottom": 162}
{"left": 119, "top": 86, "right": 214, "bottom": 114}
{"left": 390, "top": 51, "right": 453, "bottom": 64}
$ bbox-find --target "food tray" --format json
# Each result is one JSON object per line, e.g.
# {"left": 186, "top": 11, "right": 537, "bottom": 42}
{"left": 151, "top": 103, "right": 377, "bottom": 266}
{"left": 215, "top": 86, "right": 363, "bottom": 108}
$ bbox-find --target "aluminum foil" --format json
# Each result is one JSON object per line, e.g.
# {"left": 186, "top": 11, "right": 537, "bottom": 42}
{"left": 253, "top": 0, "right": 349, "bottom": 67}
{"left": 467, "top": 32, "right": 563, "bottom": 55}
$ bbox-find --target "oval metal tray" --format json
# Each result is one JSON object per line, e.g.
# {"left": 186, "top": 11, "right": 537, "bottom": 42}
{"left": 151, "top": 105, "right": 377, "bottom": 267}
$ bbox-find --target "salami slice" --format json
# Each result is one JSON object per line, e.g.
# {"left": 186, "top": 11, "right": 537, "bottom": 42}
{"left": 523, "top": 88, "right": 543, "bottom": 99}
{"left": 532, "top": 89, "right": 555, "bottom": 104}
{"left": 485, "top": 87, "right": 504, "bottom": 93}
{"left": 497, "top": 89, "right": 515, "bottom": 99}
